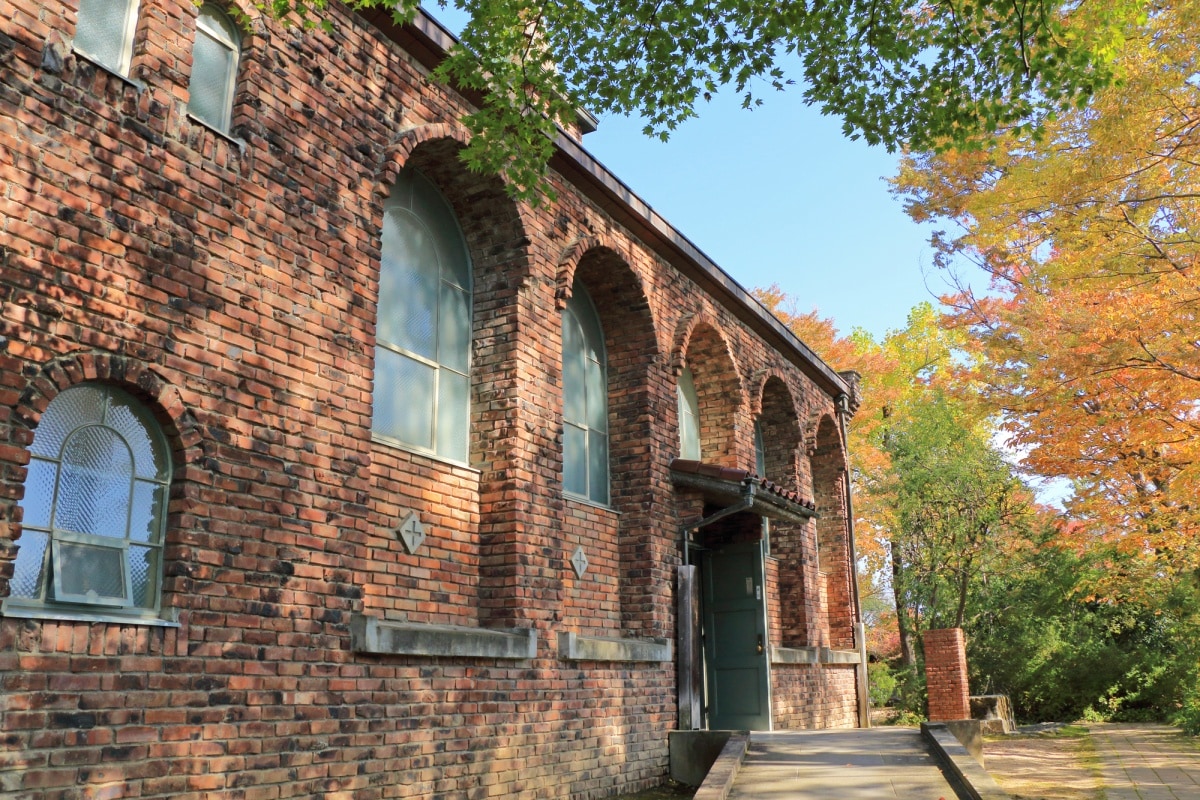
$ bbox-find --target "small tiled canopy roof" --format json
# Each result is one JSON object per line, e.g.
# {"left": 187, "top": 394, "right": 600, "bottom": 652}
{"left": 669, "top": 459, "right": 817, "bottom": 522}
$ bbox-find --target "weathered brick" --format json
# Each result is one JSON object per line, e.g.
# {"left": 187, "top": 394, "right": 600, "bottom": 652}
{"left": 0, "top": 1, "right": 863, "bottom": 797}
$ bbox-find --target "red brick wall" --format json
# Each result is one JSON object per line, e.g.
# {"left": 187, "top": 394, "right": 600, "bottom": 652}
{"left": 0, "top": 1, "right": 861, "bottom": 796}
{"left": 924, "top": 627, "right": 971, "bottom": 721}
{"left": 812, "top": 415, "right": 855, "bottom": 650}
{"left": 772, "top": 664, "right": 858, "bottom": 729}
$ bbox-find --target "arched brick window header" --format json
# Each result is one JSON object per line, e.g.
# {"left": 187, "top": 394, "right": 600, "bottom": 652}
{"left": 673, "top": 318, "right": 744, "bottom": 467}
{"left": 2, "top": 352, "right": 202, "bottom": 604}
{"left": 13, "top": 353, "right": 201, "bottom": 456}
{"left": 756, "top": 376, "right": 802, "bottom": 490}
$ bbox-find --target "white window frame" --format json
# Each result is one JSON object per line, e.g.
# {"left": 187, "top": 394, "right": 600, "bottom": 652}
{"left": 188, "top": 4, "right": 242, "bottom": 134}
{"left": 372, "top": 169, "right": 473, "bottom": 465}
{"left": 562, "top": 284, "right": 609, "bottom": 506}
{"left": 73, "top": 0, "right": 141, "bottom": 76}
{"left": 754, "top": 418, "right": 771, "bottom": 553}
{"left": 4, "top": 384, "right": 172, "bottom": 623}
{"left": 677, "top": 367, "right": 701, "bottom": 460}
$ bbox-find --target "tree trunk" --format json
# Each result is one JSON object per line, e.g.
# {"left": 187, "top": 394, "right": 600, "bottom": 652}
{"left": 891, "top": 538, "right": 917, "bottom": 667}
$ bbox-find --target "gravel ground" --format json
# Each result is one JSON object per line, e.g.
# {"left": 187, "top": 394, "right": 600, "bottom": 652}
{"left": 984, "top": 726, "right": 1105, "bottom": 800}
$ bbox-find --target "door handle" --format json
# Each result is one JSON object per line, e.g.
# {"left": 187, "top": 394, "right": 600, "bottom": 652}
{"left": 756, "top": 635, "right": 764, "bottom": 655}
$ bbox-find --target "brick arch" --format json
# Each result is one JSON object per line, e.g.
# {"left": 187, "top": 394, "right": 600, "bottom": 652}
{"left": 555, "top": 235, "right": 632, "bottom": 309}
{"left": 377, "top": 123, "right": 473, "bottom": 193}
{"left": 2, "top": 351, "right": 204, "bottom": 601}
{"left": 368, "top": 130, "right": 539, "bottom": 627}
{"left": 673, "top": 317, "right": 745, "bottom": 467}
{"left": 568, "top": 246, "right": 664, "bottom": 633}
{"left": 812, "top": 412, "right": 854, "bottom": 649}
{"left": 755, "top": 375, "right": 802, "bottom": 490}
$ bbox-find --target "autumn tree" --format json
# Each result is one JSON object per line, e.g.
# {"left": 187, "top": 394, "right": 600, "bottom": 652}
{"left": 756, "top": 290, "right": 1028, "bottom": 667}
{"left": 266, "top": 0, "right": 1145, "bottom": 198}
{"left": 883, "top": 392, "right": 1034, "bottom": 665}
{"left": 894, "top": 0, "right": 1200, "bottom": 589}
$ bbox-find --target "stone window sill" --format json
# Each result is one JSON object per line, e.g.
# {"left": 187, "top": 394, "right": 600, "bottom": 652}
{"left": 350, "top": 614, "right": 536, "bottom": 659}
{"left": 558, "top": 631, "right": 672, "bottom": 662}
{"left": 770, "top": 645, "right": 861, "bottom": 665}
{"left": 186, "top": 112, "right": 247, "bottom": 151}
{"left": 1, "top": 601, "right": 180, "bottom": 628}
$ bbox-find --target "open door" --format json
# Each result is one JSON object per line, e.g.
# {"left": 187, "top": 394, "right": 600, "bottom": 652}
{"left": 701, "top": 540, "right": 772, "bottom": 730}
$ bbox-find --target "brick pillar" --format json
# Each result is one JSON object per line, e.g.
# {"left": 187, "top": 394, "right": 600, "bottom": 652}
{"left": 924, "top": 627, "right": 970, "bottom": 721}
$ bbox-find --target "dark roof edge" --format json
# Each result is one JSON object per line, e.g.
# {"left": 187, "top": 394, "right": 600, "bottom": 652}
{"left": 399, "top": 8, "right": 850, "bottom": 399}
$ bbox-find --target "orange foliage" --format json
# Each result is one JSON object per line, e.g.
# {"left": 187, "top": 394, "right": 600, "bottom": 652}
{"left": 893, "top": 0, "right": 1200, "bottom": 585}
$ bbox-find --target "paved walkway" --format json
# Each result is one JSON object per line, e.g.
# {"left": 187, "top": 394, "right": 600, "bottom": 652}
{"left": 726, "top": 728, "right": 959, "bottom": 799}
{"left": 1090, "top": 723, "right": 1200, "bottom": 799}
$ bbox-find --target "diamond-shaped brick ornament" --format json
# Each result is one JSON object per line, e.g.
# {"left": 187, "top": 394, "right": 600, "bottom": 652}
{"left": 396, "top": 511, "right": 426, "bottom": 555}
{"left": 570, "top": 546, "right": 589, "bottom": 579}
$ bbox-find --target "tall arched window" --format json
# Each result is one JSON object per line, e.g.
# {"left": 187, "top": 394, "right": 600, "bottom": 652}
{"left": 753, "top": 419, "right": 767, "bottom": 476}
{"left": 7, "top": 384, "right": 171, "bottom": 617}
{"left": 562, "top": 284, "right": 608, "bottom": 504}
{"left": 188, "top": 3, "right": 242, "bottom": 133}
{"left": 74, "top": 0, "right": 140, "bottom": 76}
{"left": 677, "top": 367, "right": 701, "bottom": 460}
{"left": 373, "top": 168, "right": 472, "bottom": 463}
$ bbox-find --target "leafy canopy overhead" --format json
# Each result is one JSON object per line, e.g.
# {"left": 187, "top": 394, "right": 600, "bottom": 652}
{"left": 264, "top": 0, "right": 1146, "bottom": 198}
{"left": 893, "top": 0, "right": 1200, "bottom": 585}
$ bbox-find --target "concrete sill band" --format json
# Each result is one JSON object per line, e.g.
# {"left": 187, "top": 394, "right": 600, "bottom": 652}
{"left": 771, "top": 645, "right": 862, "bottom": 665}
{"left": 921, "top": 722, "right": 1011, "bottom": 800}
{"left": 558, "top": 631, "right": 673, "bottom": 662}
{"left": 351, "top": 614, "right": 537, "bottom": 659}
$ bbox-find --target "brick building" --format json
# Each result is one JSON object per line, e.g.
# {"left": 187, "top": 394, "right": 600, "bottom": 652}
{"left": 0, "top": 2, "right": 865, "bottom": 797}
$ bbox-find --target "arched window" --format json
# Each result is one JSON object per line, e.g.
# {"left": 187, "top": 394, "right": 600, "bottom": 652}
{"left": 188, "top": 4, "right": 242, "bottom": 133}
{"left": 753, "top": 419, "right": 767, "bottom": 476}
{"left": 74, "top": 0, "right": 140, "bottom": 75}
{"left": 7, "top": 384, "right": 171, "bottom": 616}
{"left": 677, "top": 367, "right": 700, "bottom": 460}
{"left": 373, "top": 168, "right": 472, "bottom": 463}
{"left": 754, "top": 418, "right": 771, "bottom": 551}
{"left": 562, "top": 284, "right": 608, "bottom": 504}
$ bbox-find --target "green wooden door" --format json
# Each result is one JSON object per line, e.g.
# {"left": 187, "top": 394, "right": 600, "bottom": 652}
{"left": 701, "top": 540, "right": 772, "bottom": 730}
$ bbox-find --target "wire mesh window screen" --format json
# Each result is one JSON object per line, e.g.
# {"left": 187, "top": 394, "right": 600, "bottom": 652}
{"left": 9, "top": 384, "right": 171, "bottom": 616}
{"left": 74, "top": 0, "right": 139, "bottom": 74}
{"left": 188, "top": 4, "right": 241, "bottom": 132}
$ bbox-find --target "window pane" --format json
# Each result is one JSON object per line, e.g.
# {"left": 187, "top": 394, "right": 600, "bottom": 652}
{"left": 588, "top": 428, "right": 608, "bottom": 505}
{"left": 678, "top": 369, "right": 701, "bottom": 460}
{"left": 106, "top": 394, "right": 170, "bottom": 480}
{"left": 75, "top": 0, "right": 136, "bottom": 73}
{"left": 188, "top": 28, "right": 235, "bottom": 131}
{"left": 563, "top": 423, "right": 587, "bottom": 496}
{"left": 435, "top": 369, "right": 469, "bottom": 462}
{"left": 585, "top": 358, "right": 606, "bottom": 432}
{"left": 129, "top": 544, "right": 157, "bottom": 608}
{"left": 754, "top": 421, "right": 767, "bottom": 476}
{"left": 55, "top": 539, "right": 127, "bottom": 604}
{"left": 10, "top": 529, "right": 49, "bottom": 599}
{"left": 373, "top": 347, "right": 434, "bottom": 450}
{"left": 56, "top": 427, "right": 132, "bottom": 539}
{"left": 411, "top": 174, "right": 470, "bottom": 289}
{"left": 380, "top": 209, "right": 439, "bottom": 359}
{"left": 438, "top": 283, "right": 470, "bottom": 373}
{"left": 30, "top": 384, "right": 106, "bottom": 458}
{"left": 21, "top": 457, "right": 58, "bottom": 530}
{"left": 129, "top": 480, "right": 166, "bottom": 543}
{"left": 562, "top": 312, "right": 586, "bottom": 425}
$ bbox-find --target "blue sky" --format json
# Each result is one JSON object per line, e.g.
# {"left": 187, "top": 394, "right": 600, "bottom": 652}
{"left": 581, "top": 95, "right": 943, "bottom": 343}
{"left": 423, "top": 5, "right": 942, "bottom": 342}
